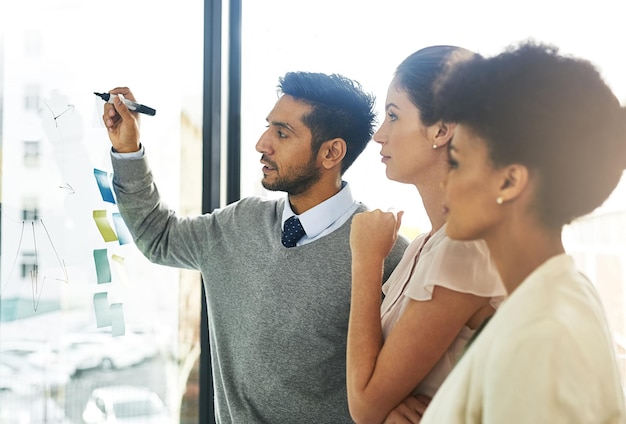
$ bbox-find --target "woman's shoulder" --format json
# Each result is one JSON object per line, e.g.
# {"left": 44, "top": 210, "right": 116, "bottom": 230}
{"left": 425, "top": 228, "right": 491, "bottom": 264}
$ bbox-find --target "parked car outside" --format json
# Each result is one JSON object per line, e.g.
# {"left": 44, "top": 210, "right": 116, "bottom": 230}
{"left": 81, "top": 385, "right": 170, "bottom": 424}
{"left": 51, "top": 330, "right": 158, "bottom": 375}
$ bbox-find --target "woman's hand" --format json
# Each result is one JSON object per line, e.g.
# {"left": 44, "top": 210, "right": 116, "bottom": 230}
{"left": 350, "top": 209, "right": 403, "bottom": 262}
{"left": 383, "top": 394, "right": 431, "bottom": 424}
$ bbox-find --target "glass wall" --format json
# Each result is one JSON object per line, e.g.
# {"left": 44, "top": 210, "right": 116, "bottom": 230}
{"left": 0, "top": 1, "right": 204, "bottom": 422}
{"left": 240, "top": 0, "right": 626, "bottom": 382}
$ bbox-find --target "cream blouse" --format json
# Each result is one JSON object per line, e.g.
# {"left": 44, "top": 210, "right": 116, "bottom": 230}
{"left": 420, "top": 254, "right": 626, "bottom": 423}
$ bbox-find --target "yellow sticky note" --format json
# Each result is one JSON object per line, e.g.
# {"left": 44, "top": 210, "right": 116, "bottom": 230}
{"left": 110, "top": 254, "right": 130, "bottom": 286}
{"left": 93, "top": 210, "right": 118, "bottom": 242}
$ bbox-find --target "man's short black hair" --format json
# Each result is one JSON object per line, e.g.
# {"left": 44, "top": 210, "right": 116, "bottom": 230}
{"left": 278, "top": 72, "right": 376, "bottom": 174}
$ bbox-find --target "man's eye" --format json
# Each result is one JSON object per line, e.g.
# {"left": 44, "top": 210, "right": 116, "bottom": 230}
{"left": 278, "top": 130, "right": 287, "bottom": 138}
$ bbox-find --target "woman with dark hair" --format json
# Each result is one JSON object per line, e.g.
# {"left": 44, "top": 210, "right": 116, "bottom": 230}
{"left": 347, "top": 46, "right": 506, "bottom": 423}
{"left": 420, "top": 42, "right": 626, "bottom": 423}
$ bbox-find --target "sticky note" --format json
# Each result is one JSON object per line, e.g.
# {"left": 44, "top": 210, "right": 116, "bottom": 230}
{"left": 93, "top": 292, "right": 111, "bottom": 327}
{"left": 110, "top": 303, "right": 125, "bottom": 337}
{"left": 93, "top": 249, "right": 111, "bottom": 284}
{"left": 94, "top": 169, "right": 116, "bottom": 204}
{"left": 111, "top": 254, "right": 125, "bottom": 264}
{"left": 110, "top": 254, "right": 130, "bottom": 286}
{"left": 93, "top": 210, "right": 118, "bottom": 242}
{"left": 112, "top": 213, "right": 132, "bottom": 245}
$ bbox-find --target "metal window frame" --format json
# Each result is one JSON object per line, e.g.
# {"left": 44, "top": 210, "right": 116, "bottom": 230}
{"left": 200, "top": 0, "right": 241, "bottom": 422}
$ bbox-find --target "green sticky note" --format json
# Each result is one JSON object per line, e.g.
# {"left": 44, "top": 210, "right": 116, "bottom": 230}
{"left": 93, "top": 249, "right": 111, "bottom": 284}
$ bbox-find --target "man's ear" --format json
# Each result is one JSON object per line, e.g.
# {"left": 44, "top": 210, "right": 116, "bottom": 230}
{"left": 320, "top": 138, "right": 347, "bottom": 170}
{"left": 431, "top": 121, "right": 456, "bottom": 149}
{"left": 497, "top": 163, "right": 529, "bottom": 204}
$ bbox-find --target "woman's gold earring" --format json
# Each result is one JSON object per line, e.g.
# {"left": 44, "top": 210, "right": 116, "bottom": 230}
{"left": 496, "top": 197, "right": 504, "bottom": 205}
{"left": 432, "top": 144, "right": 438, "bottom": 149}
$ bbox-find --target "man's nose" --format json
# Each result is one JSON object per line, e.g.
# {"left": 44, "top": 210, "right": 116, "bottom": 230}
{"left": 255, "top": 130, "right": 272, "bottom": 154}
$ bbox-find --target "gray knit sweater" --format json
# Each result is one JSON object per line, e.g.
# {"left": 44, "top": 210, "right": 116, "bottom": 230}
{"left": 111, "top": 153, "right": 408, "bottom": 423}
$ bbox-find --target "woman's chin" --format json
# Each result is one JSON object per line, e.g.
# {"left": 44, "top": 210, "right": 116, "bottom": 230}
{"left": 444, "top": 222, "right": 472, "bottom": 241}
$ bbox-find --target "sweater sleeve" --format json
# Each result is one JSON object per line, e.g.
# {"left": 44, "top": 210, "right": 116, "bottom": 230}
{"left": 110, "top": 150, "right": 212, "bottom": 271}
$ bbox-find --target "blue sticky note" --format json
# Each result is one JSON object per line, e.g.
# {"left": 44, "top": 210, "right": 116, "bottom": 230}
{"left": 93, "top": 292, "right": 111, "bottom": 328}
{"left": 112, "top": 212, "right": 132, "bottom": 245}
{"left": 94, "top": 169, "right": 116, "bottom": 204}
{"left": 110, "top": 303, "right": 125, "bottom": 337}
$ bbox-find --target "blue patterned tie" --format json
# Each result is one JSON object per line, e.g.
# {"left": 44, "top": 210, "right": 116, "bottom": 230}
{"left": 282, "top": 216, "right": 306, "bottom": 248}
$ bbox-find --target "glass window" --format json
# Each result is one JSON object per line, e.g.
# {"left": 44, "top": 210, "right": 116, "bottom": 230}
{"left": 20, "top": 251, "right": 36, "bottom": 279}
{"left": 22, "top": 139, "right": 40, "bottom": 166}
{"left": 23, "top": 84, "right": 40, "bottom": 112}
{"left": 21, "top": 197, "right": 39, "bottom": 221}
{"left": 1, "top": 1, "right": 203, "bottom": 423}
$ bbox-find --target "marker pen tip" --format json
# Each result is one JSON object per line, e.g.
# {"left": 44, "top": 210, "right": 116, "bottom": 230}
{"left": 94, "top": 92, "right": 111, "bottom": 101}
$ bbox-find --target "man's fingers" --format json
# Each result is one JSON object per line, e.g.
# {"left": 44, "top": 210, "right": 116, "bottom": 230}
{"left": 102, "top": 103, "right": 121, "bottom": 130}
{"left": 109, "top": 87, "right": 136, "bottom": 102}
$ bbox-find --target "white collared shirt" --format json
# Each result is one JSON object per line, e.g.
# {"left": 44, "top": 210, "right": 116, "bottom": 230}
{"left": 111, "top": 145, "right": 145, "bottom": 159}
{"left": 281, "top": 181, "right": 359, "bottom": 246}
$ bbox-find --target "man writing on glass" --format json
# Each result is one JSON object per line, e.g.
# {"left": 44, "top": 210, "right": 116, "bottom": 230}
{"left": 101, "top": 72, "right": 408, "bottom": 423}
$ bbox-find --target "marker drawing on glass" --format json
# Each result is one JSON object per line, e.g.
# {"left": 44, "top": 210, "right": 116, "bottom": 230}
{"left": 94, "top": 92, "right": 156, "bottom": 116}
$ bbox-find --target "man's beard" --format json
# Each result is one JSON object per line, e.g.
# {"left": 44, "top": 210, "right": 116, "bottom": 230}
{"left": 262, "top": 156, "right": 322, "bottom": 195}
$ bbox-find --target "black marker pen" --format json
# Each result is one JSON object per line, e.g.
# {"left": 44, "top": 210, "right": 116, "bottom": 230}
{"left": 94, "top": 92, "right": 156, "bottom": 116}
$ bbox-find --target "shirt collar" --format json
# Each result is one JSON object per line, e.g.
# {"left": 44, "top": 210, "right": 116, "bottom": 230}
{"left": 282, "top": 181, "right": 354, "bottom": 238}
